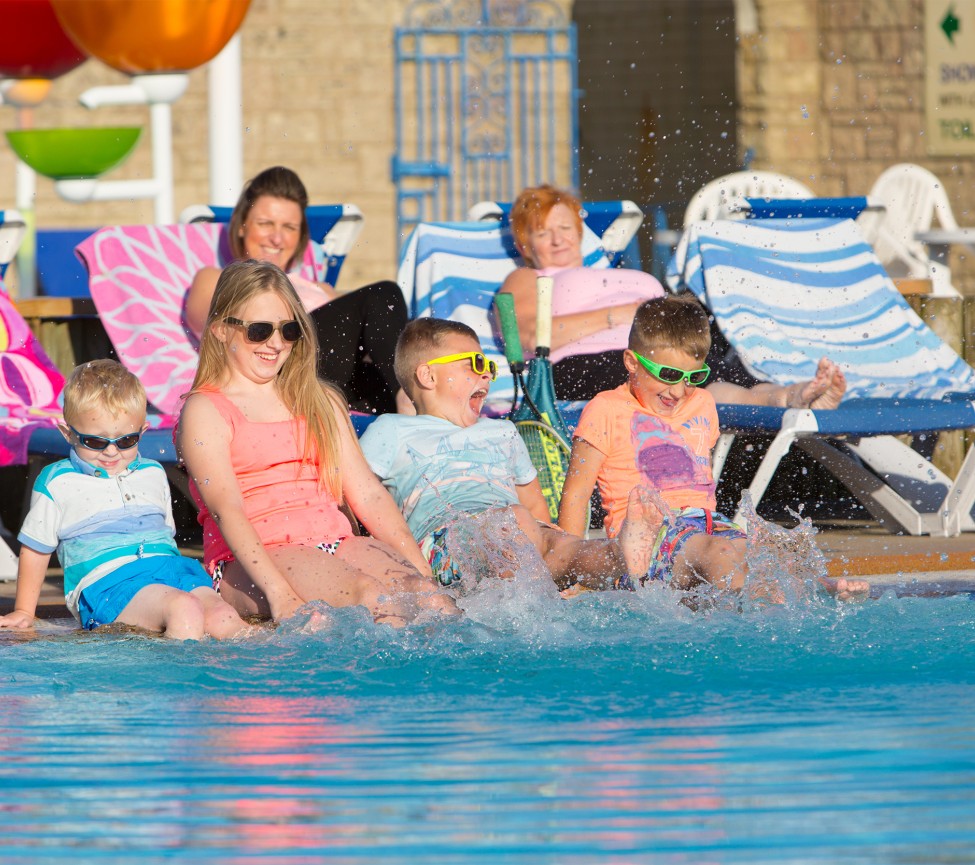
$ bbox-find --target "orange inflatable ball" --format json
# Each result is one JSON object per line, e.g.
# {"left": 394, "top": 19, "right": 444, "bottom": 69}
{"left": 0, "top": 0, "right": 87, "bottom": 79}
{"left": 50, "top": 0, "right": 251, "bottom": 75}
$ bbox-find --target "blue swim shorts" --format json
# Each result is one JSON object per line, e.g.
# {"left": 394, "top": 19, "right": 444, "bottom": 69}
{"left": 420, "top": 526, "right": 464, "bottom": 587}
{"left": 618, "top": 508, "right": 746, "bottom": 590}
{"left": 78, "top": 555, "right": 212, "bottom": 630}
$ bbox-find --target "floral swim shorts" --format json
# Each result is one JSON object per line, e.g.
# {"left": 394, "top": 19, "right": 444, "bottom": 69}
{"left": 617, "top": 508, "right": 746, "bottom": 590}
{"left": 419, "top": 526, "right": 464, "bottom": 587}
{"left": 210, "top": 539, "right": 343, "bottom": 594}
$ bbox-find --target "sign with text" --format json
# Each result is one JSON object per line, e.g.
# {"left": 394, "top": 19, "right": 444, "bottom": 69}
{"left": 926, "top": 0, "right": 975, "bottom": 154}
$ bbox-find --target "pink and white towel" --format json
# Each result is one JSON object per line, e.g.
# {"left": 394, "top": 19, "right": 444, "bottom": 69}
{"left": 77, "top": 223, "right": 327, "bottom": 415}
{"left": 0, "top": 290, "right": 65, "bottom": 465}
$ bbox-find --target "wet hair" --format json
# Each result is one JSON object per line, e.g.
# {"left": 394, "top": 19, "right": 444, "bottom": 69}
{"left": 62, "top": 359, "right": 146, "bottom": 426}
{"left": 189, "top": 259, "right": 346, "bottom": 498}
{"left": 394, "top": 318, "right": 480, "bottom": 400}
{"left": 228, "top": 166, "right": 310, "bottom": 270}
{"left": 509, "top": 184, "right": 584, "bottom": 266}
{"left": 628, "top": 294, "right": 712, "bottom": 363}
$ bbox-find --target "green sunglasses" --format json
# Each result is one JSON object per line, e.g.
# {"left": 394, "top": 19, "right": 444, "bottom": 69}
{"left": 633, "top": 352, "right": 710, "bottom": 387}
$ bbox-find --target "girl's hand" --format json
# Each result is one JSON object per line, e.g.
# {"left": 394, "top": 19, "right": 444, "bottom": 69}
{"left": 267, "top": 588, "right": 306, "bottom": 622}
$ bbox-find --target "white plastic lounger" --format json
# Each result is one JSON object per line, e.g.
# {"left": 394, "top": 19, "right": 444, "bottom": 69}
{"left": 668, "top": 209, "right": 975, "bottom": 536}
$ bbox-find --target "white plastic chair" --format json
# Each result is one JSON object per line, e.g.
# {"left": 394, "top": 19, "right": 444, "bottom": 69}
{"left": 682, "top": 170, "right": 813, "bottom": 226}
{"left": 857, "top": 163, "right": 965, "bottom": 297}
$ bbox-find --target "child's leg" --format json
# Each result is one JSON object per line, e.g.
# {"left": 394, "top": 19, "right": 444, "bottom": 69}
{"left": 334, "top": 536, "right": 457, "bottom": 618}
{"left": 671, "top": 533, "right": 748, "bottom": 592}
{"left": 219, "top": 539, "right": 454, "bottom": 627}
{"left": 816, "top": 576, "right": 870, "bottom": 600}
{"left": 516, "top": 490, "right": 662, "bottom": 590}
{"left": 99, "top": 557, "right": 233, "bottom": 639}
{"left": 115, "top": 584, "right": 208, "bottom": 640}
{"left": 189, "top": 587, "right": 251, "bottom": 638}
{"left": 673, "top": 534, "right": 870, "bottom": 601}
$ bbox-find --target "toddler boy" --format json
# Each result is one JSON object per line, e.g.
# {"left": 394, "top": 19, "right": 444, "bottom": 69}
{"left": 0, "top": 360, "right": 247, "bottom": 639}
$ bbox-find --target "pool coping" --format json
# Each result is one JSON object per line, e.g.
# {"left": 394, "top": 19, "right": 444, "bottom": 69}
{"left": 2, "top": 531, "right": 973, "bottom": 621}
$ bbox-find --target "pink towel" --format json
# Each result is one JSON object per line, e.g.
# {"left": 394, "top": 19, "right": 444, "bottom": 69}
{"left": 78, "top": 223, "right": 327, "bottom": 416}
{"left": 0, "top": 289, "right": 65, "bottom": 466}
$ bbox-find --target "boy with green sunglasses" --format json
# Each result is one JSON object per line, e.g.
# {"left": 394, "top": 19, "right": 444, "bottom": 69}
{"left": 559, "top": 295, "right": 866, "bottom": 601}
{"left": 558, "top": 294, "right": 753, "bottom": 595}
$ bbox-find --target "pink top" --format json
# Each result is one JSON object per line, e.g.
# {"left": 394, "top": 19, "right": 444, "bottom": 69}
{"left": 188, "top": 388, "right": 352, "bottom": 570}
{"left": 539, "top": 266, "right": 665, "bottom": 364}
{"left": 574, "top": 384, "right": 719, "bottom": 536}
{"left": 288, "top": 273, "right": 330, "bottom": 313}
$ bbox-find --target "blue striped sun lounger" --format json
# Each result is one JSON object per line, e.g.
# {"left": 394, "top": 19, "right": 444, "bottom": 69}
{"left": 397, "top": 219, "right": 613, "bottom": 411}
{"left": 668, "top": 212, "right": 975, "bottom": 536}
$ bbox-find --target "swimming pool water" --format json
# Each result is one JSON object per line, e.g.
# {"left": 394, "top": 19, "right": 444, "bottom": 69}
{"left": 2, "top": 574, "right": 974, "bottom": 864}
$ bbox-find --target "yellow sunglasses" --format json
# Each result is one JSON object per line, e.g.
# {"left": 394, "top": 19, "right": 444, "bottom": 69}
{"left": 425, "top": 351, "right": 498, "bottom": 381}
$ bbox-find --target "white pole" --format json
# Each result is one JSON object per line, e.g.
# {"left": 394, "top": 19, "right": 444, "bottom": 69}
{"left": 208, "top": 34, "right": 243, "bottom": 206}
{"left": 14, "top": 159, "right": 36, "bottom": 297}
{"left": 150, "top": 100, "right": 174, "bottom": 224}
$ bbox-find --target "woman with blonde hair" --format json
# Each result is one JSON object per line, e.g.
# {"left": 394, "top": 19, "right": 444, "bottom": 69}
{"left": 177, "top": 259, "right": 453, "bottom": 625}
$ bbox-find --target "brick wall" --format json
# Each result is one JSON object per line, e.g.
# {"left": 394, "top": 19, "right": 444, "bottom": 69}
{"left": 3, "top": 0, "right": 970, "bottom": 292}
{"left": 739, "top": 0, "right": 975, "bottom": 293}
{"left": 1, "top": 0, "right": 576, "bottom": 294}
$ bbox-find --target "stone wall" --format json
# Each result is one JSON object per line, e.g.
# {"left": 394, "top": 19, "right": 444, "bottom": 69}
{"left": 3, "top": 0, "right": 971, "bottom": 292}
{"left": 0, "top": 0, "right": 577, "bottom": 294}
{"left": 739, "top": 0, "right": 975, "bottom": 293}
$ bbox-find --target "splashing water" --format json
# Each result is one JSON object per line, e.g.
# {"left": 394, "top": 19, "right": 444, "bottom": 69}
{"left": 435, "top": 486, "right": 830, "bottom": 620}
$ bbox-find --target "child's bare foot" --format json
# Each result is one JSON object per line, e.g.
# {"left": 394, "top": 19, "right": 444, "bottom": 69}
{"left": 790, "top": 358, "right": 847, "bottom": 409}
{"left": 818, "top": 576, "right": 870, "bottom": 601}
{"left": 617, "top": 488, "right": 664, "bottom": 582}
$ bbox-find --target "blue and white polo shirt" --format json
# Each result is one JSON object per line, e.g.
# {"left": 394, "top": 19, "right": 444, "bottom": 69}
{"left": 19, "top": 450, "right": 179, "bottom": 620}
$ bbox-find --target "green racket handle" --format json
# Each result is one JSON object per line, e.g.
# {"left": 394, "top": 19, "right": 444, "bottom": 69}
{"left": 494, "top": 293, "right": 525, "bottom": 366}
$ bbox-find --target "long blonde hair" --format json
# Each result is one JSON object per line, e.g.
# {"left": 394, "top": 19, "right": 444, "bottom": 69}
{"left": 190, "top": 259, "right": 345, "bottom": 498}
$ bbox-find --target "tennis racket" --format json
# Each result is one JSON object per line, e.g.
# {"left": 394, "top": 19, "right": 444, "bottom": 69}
{"left": 495, "top": 279, "right": 572, "bottom": 521}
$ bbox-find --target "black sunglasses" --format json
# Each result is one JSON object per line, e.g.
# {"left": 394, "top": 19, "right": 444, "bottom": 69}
{"left": 69, "top": 425, "right": 143, "bottom": 452}
{"left": 224, "top": 317, "right": 303, "bottom": 343}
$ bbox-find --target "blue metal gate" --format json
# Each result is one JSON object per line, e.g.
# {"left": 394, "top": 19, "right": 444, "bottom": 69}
{"left": 392, "top": 0, "right": 578, "bottom": 243}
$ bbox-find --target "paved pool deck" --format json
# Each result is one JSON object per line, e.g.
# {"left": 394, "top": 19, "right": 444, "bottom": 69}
{"left": 2, "top": 525, "right": 974, "bottom": 620}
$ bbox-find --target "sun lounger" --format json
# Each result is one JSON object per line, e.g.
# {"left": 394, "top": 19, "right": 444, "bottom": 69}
{"left": 467, "top": 199, "right": 644, "bottom": 267}
{"left": 179, "top": 202, "right": 364, "bottom": 289}
{"left": 397, "top": 217, "right": 617, "bottom": 409}
{"left": 77, "top": 204, "right": 364, "bottom": 416}
{"left": 0, "top": 210, "right": 65, "bottom": 578}
{"left": 668, "top": 206, "right": 975, "bottom": 536}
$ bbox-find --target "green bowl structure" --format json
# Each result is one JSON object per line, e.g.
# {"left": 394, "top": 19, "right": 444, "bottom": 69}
{"left": 5, "top": 127, "right": 142, "bottom": 180}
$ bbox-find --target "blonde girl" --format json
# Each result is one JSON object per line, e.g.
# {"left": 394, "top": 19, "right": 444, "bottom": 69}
{"left": 177, "top": 259, "right": 452, "bottom": 625}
